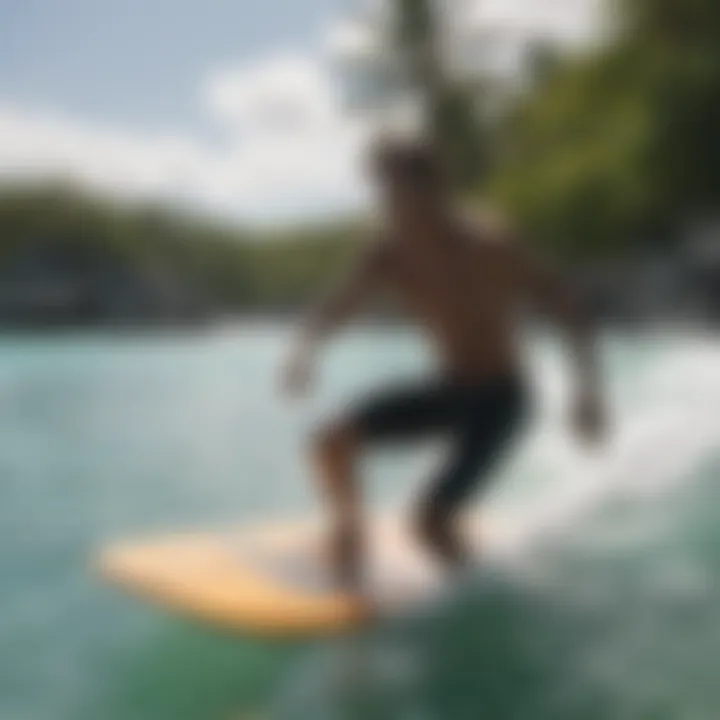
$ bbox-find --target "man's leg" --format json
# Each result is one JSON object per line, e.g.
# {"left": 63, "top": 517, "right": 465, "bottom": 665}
{"left": 413, "top": 382, "right": 526, "bottom": 570}
{"left": 311, "top": 379, "right": 458, "bottom": 590}
{"left": 312, "top": 420, "right": 364, "bottom": 591}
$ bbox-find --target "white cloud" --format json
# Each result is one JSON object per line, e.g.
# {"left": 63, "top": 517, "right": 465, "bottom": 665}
{"left": 324, "top": 18, "right": 379, "bottom": 63}
{"left": 463, "top": 0, "right": 603, "bottom": 50}
{"left": 200, "top": 52, "right": 371, "bottom": 216}
{"left": 0, "top": 52, "right": 372, "bottom": 224}
{"left": 206, "top": 52, "right": 338, "bottom": 135}
{"left": 0, "top": 105, "right": 206, "bottom": 197}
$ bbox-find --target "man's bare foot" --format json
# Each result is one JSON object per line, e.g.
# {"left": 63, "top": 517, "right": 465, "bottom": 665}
{"left": 414, "top": 508, "right": 468, "bottom": 569}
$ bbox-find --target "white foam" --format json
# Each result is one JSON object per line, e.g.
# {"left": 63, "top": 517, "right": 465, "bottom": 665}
{"left": 491, "top": 336, "right": 720, "bottom": 557}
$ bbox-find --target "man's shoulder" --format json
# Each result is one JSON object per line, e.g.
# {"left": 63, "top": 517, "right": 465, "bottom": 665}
{"left": 457, "top": 205, "right": 522, "bottom": 260}
{"left": 459, "top": 200, "right": 517, "bottom": 237}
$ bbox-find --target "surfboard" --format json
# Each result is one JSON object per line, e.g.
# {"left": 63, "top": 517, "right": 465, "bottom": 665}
{"left": 96, "top": 513, "right": 496, "bottom": 639}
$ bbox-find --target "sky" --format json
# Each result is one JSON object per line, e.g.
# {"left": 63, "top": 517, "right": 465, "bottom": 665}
{"left": 0, "top": 0, "right": 600, "bottom": 226}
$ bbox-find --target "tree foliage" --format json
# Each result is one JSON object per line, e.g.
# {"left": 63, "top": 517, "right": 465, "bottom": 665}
{"left": 488, "top": 0, "right": 720, "bottom": 257}
{"left": 0, "top": 183, "right": 366, "bottom": 315}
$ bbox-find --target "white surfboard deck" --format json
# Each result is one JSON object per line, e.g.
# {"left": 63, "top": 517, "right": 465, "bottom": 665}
{"left": 96, "top": 512, "right": 509, "bottom": 639}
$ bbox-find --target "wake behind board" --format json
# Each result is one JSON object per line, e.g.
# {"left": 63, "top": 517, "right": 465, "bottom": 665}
{"left": 96, "top": 513, "right": 504, "bottom": 639}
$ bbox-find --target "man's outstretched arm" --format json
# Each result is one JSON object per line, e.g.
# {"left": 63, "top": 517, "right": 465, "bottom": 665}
{"left": 520, "top": 248, "right": 606, "bottom": 443}
{"left": 281, "top": 242, "right": 389, "bottom": 396}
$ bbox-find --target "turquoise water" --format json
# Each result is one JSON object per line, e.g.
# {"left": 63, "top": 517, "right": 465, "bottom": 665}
{"left": 1, "top": 325, "right": 719, "bottom": 720}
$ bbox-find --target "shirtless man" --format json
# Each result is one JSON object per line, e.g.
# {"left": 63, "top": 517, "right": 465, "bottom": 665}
{"left": 281, "top": 140, "right": 604, "bottom": 593}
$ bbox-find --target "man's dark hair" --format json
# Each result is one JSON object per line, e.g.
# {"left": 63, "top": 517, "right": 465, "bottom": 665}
{"left": 370, "top": 138, "right": 444, "bottom": 189}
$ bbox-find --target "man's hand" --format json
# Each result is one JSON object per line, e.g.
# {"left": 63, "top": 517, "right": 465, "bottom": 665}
{"left": 280, "top": 346, "right": 315, "bottom": 398}
{"left": 571, "top": 390, "right": 606, "bottom": 445}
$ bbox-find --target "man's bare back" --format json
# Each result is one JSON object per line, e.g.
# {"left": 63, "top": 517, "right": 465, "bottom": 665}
{"left": 280, "top": 140, "right": 605, "bottom": 596}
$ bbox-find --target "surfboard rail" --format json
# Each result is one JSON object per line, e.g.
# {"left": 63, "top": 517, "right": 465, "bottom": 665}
{"left": 95, "top": 512, "right": 493, "bottom": 639}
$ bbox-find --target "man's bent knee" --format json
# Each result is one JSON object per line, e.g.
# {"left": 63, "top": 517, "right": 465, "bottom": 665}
{"left": 311, "top": 420, "right": 360, "bottom": 507}
{"left": 312, "top": 420, "right": 358, "bottom": 464}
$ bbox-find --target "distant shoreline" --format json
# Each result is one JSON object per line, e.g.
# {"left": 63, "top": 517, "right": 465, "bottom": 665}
{"left": 0, "top": 312, "right": 716, "bottom": 337}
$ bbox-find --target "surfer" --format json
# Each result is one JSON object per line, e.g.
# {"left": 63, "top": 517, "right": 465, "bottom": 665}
{"left": 281, "top": 139, "right": 605, "bottom": 594}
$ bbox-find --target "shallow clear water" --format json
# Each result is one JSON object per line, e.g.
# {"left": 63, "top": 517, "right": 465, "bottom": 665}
{"left": 1, "top": 324, "right": 719, "bottom": 720}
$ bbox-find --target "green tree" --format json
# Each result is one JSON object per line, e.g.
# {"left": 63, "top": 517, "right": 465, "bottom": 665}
{"left": 489, "top": 0, "right": 720, "bottom": 257}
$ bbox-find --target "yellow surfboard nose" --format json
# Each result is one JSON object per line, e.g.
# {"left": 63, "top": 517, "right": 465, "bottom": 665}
{"left": 96, "top": 531, "right": 370, "bottom": 639}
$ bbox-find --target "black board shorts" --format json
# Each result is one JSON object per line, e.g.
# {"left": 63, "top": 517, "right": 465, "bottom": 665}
{"left": 351, "top": 375, "right": 527, "bottom": 512}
